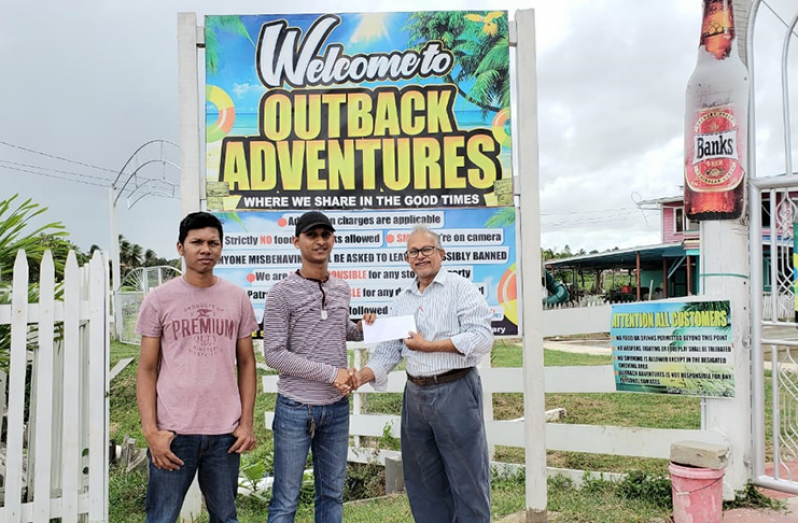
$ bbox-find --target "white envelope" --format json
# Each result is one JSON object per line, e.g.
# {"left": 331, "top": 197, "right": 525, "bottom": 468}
{"left": 362, "top": 315, "right": 417, "bottom": 344}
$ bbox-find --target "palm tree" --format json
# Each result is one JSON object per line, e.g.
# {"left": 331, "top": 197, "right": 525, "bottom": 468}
{"left": 0, "top": 194, "right": 76, "bottom": 372}
{"left": 206, "top": 16, "right": 255, "bottom": 75}
{"left": 0, "top": 195, "right": 67, "bottom": 283}
{"left": 485, "top": 207, "right": 515, "bottom": 228}
{"left": 118, "top": 235, "right": 131, "bottom": 263}
{"left": 129, "top": 244, "right": 143, "bottom": 269}
{"left": 143, "top": 249, "right": 157, "bottom": 267}
{"left": 118, "top": 235, "right": 134, "bottom": 276}
{"left": 404, "top": 11, "right": 509, "bottom": 114}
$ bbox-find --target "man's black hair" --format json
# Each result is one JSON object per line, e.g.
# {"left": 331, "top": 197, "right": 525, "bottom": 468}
{"left": 178, "top": 212, "right": 224, "bottom": 244}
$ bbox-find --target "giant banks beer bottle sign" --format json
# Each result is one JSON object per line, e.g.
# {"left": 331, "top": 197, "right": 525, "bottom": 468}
{"left": 684, "top": 0, "right": 749, "bottom": 221}
{"left": 205, "top": 12, "right": 513, "bottom": 211}
{"left": 686, "top": 107, "right": 743, "bottom": 191}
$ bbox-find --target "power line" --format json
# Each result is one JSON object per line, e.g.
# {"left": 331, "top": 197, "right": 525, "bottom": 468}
{"left": 0, "top": 141, "right": 670, "bottom": 215}
{"left": 0, "top": 164, "right": 111, "bottom": 188}
{"left": 0, "top": 141, "right": 175, "bottom": 185}
{"left": 0, "top": 159, "right": 116, "bottom": 183}
{"left": 0, "top": 164, "right": 178, "bottom": 199}
{"left": 542, "top": 209, "right": 657, "bottom": 227}
{"left": 0, "top": 140, "right": 120, "bottom": 174}
{"left": 762, "top": 1, "right": 798, "bottom": 39}
{"left": 543, "top": 213, "right": 659, "bottom": 229}
{"left": 541, "top": 207, "right": 641, "bottom": 216}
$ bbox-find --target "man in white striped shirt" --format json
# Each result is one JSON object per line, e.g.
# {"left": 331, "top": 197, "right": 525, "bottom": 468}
{"left": 355, "top": 224, "right": 494, "bottom": 523}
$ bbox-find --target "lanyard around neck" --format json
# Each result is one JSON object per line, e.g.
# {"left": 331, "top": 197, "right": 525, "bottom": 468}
{"left": 296, "top": 269, "right": 328, "bottom": 318}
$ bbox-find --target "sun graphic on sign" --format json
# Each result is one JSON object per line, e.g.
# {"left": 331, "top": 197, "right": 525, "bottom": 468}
{"left": 350, "top": 13, "right": 391, "bottom": 43}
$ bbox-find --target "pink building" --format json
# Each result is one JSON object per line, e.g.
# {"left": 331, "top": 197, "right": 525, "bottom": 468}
{"left": 546, "top": 191, "right": 781, "bottom": 303}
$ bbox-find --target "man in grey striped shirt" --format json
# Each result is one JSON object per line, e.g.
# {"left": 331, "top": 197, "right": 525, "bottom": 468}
{"left": 355, "top": 224, "right": 494, "bottom": 523}
{"left": 262, "top": 211, "right": 374, "bottom": 523}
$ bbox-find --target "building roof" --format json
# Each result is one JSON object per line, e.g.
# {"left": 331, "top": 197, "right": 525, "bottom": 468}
{"left": 547, "top": 236, "right": 788, "bottom": 272}
{"left": 636, "top": 195, "right": 682, "bottom": 207}
{"left": 545, "top": 242, "right": 689, "bottom": 270}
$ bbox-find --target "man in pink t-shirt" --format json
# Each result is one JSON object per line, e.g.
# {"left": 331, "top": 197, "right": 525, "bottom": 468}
{"left": 136, "top": 212, "right": 258, "bottom": 523}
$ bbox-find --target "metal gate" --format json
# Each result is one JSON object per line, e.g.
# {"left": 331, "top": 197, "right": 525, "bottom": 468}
{"left": 749, "top": 0, "right": 798, "bottom": 495}
{"left": 115, "top": 265, "right": 181, "bottom": 345}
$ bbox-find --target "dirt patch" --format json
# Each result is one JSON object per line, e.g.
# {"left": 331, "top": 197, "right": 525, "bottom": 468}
{"left": 493, "top": 393, "right": 524, "bottom": 420}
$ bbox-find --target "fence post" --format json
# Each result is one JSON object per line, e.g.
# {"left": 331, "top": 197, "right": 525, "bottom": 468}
{"left": 61, "top": 251, "right": 81, "bottom": 523}
{"left": 514, "top": 8, "right": 548, "bottom": 521}
{"left": 181, "top": 477, "right": 203, "bottom": 522}
{"left": 353, "top": 347, "right": 364, "bottom": 449}
{"left": 32, "top": 252, "right": 56, "bottom": 520}
{"left": 478, "top": 356, "right": 495, "bottom": 460}
{"left": 5, "top": 251, "right": 30, "bottom": 521}
{"left": 88, "top": 252, "right": 109, "bottom": 522}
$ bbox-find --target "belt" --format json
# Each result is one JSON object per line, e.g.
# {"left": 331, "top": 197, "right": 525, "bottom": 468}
{"left": 406, "top": 367, "right": 473, "bottom": 387}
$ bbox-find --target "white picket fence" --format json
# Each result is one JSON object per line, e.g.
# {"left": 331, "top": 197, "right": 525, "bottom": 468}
{"left": 262, "top": 303, "right": 724, "bottom": 480}
{"left": 0, "top": 250, "right": 108, "bottom": 522}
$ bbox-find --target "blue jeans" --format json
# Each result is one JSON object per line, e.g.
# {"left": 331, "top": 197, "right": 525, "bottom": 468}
{"left": 268, "top": 394, "right": 350, "bottom": 523}
{"left": 401, "top": 368, "right": 491, "bottom": 523}
{"left": 146, "top": 433, "right": 240, "bottom": 523}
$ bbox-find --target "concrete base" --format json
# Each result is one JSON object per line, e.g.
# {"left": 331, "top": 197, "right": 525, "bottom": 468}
{"left": 493, "top": 509, "right": 557, "bottom": 522}
{"left": 670, "top": 440, "right": 730, "bottom": 470}
{"left": 525, "top": 509, "right": 549, "bottom": 522}
{"left": 385, "top": 456, "right": 405, "bottom": 494}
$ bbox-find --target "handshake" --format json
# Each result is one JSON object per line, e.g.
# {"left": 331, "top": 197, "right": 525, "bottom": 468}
{"left": 333, "top": 367, "right": 374, "bottom": 395}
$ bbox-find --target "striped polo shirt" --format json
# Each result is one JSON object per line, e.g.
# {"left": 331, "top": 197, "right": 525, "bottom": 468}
{"left": 262, "top": 271, "right": 363, "bottom": 405}
{"left": 367, "top": 269, "right": 493, "bottom": 390}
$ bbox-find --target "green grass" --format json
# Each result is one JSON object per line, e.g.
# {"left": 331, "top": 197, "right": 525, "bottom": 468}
{"left": 487, "top": 342, "right": 700, "bottom": 476}
{"left": 107, "top": 471, "right": 676, "bottom": 523}
{"left": 110, "top": 340, "right": 139, "bottom": 368}
{"left": 492, "top": 340, "right": 612, "bottom": 368}
{"left": 109, "top": 339, "right": 771, "bottom": 522}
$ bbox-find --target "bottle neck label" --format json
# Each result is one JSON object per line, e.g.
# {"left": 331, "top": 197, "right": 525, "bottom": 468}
{"left": 686, "top": 106, "right": 744, "bottom": 192}
{"left": 700, "top": 0, "right": 735, "bottom": 59}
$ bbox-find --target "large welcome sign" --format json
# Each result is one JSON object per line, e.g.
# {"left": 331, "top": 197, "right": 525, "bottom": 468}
{"left": 205, "top": 12, "right": 512, "bottom": 211}
{"left": 205, "top": 12, "right": 518, "bottom": 336}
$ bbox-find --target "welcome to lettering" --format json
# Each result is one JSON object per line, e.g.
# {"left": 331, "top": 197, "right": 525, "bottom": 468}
{"left": 257, "top": 14, "right": 454, "bottom": 88}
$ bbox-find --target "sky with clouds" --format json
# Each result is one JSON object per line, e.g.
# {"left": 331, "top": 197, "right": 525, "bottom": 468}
{"left": 0, "top": 0, "right": 796, "bottom": 260}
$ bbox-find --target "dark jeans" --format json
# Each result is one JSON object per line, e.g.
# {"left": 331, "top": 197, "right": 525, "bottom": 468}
{"left": 268, "top": 394, "right": 350, "bottom": 523}
{"left": 402, "top": 368, "right": 491, "bottom": 523}
{"left": 146, "top": 433, "right": 240, "bottom": 523}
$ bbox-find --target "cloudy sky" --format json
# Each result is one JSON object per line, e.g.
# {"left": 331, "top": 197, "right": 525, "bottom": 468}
{"left": 1, "top": 0, "right": 796, "bottom": 259}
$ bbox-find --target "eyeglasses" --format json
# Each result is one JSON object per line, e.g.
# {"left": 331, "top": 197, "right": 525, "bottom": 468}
{"left": 405, "top": 246, "right": 438, "bottom": 259}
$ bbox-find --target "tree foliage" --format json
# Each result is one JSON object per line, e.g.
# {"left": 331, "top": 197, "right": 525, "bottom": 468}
{"left": 404, "top": 11, "right": 509, "bottom": 114}
{"left": 206, "top": 16, "right": 254, "bottom": 76}
{"left": 0, "top": 195, "right": 82, "bottom": 373}
{"left": 0, "top": 195, "right": 175, "bottom": 372}
{"left": 118, "top": 234, "right": 176, "bottom": 275}
{"left": 0, "top": 195, "right": 70, "bottom": 282}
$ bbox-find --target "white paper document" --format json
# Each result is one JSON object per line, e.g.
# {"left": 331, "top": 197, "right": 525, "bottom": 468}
{"left": 362, "top": 315, "right": 417, "bottom": 344}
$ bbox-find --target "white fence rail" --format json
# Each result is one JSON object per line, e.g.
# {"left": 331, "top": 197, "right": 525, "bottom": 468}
{"left": 262, "top": 303, "right": 723, "bottom": 474}
{"left": 762, "top": 292, "right": 794, "bottom": 322}
{"left": 0, "top": 250, "right": 108, "bottom": 522}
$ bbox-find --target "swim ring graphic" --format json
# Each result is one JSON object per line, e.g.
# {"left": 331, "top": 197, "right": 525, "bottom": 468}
{"left": 207, "top": 85, "right": 235, "bottom": 143}
{"left": 491, "top": 109, "right": 511, "bottom": 148}
{"left": 498, "top": 264, "right": 518, "bottom": 325}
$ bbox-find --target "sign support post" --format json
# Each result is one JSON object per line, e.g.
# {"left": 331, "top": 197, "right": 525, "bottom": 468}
{"left": 514, "top": 9, "right": 548, "bottom": 522}
{"left": 178, "top": 12, "right": 202, "bottom": 216}
{"left": 175, "top": 14, "right": 204, "bottom": 521}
